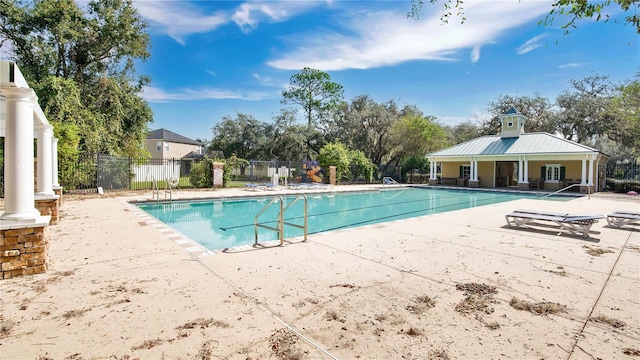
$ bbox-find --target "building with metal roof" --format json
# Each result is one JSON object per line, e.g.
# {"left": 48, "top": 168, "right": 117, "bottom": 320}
{"left": 427, "top": 108, "right": 607, "bottom": 192}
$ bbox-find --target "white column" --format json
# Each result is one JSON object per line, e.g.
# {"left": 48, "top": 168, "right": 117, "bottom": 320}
{"left": 518, "top": 157, "right": 523, "bottom": 183}
{"left": 472, "top": 158, "right": 478, "bottom": 181}
{"left": 523, "top": 158, "right": 529, "bottom": 183}
{"left": 52, "top": 137, "right": 60, "bottom": 187}
{"left": 588, "top": 155, "right": 594, "bottom": 186}
{"left": 429, "top": 159, "right": 434, "bottom": 180}
{"left": 595, "top": 159, "right": 599, "bottom": 191}
{"left": 581, "top": 159, "right": 587, "bottom": 185}
{"left": 469, "top": 157, "right": 474, "bottom": 180}
{"left": 36, "top": 124, "right": 54, "bottom": 195}
{"left": 1, "top": 88, "right": 39, "bottom": 219}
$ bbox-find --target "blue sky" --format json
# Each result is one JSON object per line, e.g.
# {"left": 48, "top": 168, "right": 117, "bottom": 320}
{"left": 133, "top": 0, "right": 638, "bottom": 141}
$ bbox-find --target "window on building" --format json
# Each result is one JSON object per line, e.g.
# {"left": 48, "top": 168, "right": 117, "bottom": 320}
{"left": 462, "top": 165, "right": 471, "bottom": 179}
{"left": 164, "top": 142, "right": 169, "bottom": 151}
{"left": 156, "top": 141, "right": 162, "bottom": 151}
{"left": 507, "top": 121, "right": 513, "bottom": 127}
{"left": 545, "top": 164, "right": 560, "bottom": 182}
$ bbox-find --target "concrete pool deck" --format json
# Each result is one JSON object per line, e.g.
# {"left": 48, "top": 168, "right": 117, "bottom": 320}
{"left": 1, "top": 185, "right": 639, "bottom": 359}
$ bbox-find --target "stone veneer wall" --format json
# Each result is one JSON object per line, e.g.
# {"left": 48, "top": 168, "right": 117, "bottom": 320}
{"left": 53, "top": 187, "right": 63, "bottom": 205}
{"left": 1, "top": 226, "right": 49, "bottom": 279}
{"left": 35, "top": 198, "right": 59, "bottom": 225}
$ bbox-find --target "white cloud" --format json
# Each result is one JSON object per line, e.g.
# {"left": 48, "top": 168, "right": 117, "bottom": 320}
{"left": 206, "top": 70, "right": 216, "bottom": 77}
{"left": 141, "top": 85, "right": 266, "bottom": 102}
{"left": 516, "top": 34, "right": 547, "bottom": 55}
{"left": 470, "top": 46, "right": 481, "bottom": 63}
{"left": 0, "top": 37, "right": 15, "bottom": 59}
{"left": 135, "top": 1, "right": 326, "bottom": 44}
{"left": 267, "top": 1, "right": 553, "bottom": 71}
{"left": 134, "top": 1, "right": 227, "bottom": 45}
{"left": 252, "top": 73, "right": 274, "bottom": 86}
{"left": 558, "top": 62, "right": 584, "bottom": 69}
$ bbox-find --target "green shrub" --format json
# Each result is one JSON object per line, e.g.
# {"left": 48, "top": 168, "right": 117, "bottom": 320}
{"left": 606, "top": 178, "right": 640, "bottom": 193}
{"left": 189, "top": 159, "right": 213, "bottom": 188}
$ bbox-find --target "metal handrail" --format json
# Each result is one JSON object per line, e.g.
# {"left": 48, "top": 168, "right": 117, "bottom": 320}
{"left": 282, "top": 195, "right": 308, "bottom": 242}
{"left": 383, "top": 176, "right": 399, "bottom": 185}
{"left": 255, "top": 195, "right": 284, "bottom": 245}
{"left": 165, "top": 177, "right": 174, "bottom": 203}
{"left": 152, "top": 178, "right": 160, "bottom": 203}
{"left": 254, "top": 195, "right": 308, "bottom": 246}
{"left": 543, "top": 183, "right": 591, "bottom": 200}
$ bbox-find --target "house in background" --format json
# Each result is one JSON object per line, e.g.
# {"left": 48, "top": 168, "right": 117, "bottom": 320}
{"left": 427, "top": 108, "right": 608, "bottom": 193}
{"left": 145, "top": 128, "right": 203, "bottom": 159}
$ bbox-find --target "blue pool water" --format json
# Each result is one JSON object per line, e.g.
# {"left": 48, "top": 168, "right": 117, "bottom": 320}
{"left": 137, "top": 187, "right": 571, "bottom": 250}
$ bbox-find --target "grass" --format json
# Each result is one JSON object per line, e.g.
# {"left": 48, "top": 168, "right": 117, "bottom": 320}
{"left": 455, "top": 283, "right": 498, "bottom": 316}
{"left": 406, "top": 295, "right": 436, "bottom": 315}
{"left": 583, "top": 245, "right": 614, "bottom": 256}
{"left": 176, "top": 318, "right": 229, "bottom": 330}
{"left": 590, "top": 314, "right": 626, "bottom": 329}
{"left": 509, "top": 297, "right": 566, "bottom": 315}
{"left": 133, "top": 176, "right": 191, "bottom": 189}
{"left": 269, "top": 328, "right": 308, "bottom": 360}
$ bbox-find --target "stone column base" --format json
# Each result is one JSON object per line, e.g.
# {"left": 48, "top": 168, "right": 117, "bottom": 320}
{"left": 35, "top": 194, "right": 60, "bottom": 225}
{"left": 1, "top": 222, "right": 50, "bottom": 279}
{"left": 53, "top": 186, "right": 63, "bottom": 205}
{"left": 429, "top": 179, "right": 439, "bottom": 186}
{"left": 518, "top": 182, "right": 530, "bottom": 191}
{"left": 468, "top": 180, "right": 480, "bottom": 188}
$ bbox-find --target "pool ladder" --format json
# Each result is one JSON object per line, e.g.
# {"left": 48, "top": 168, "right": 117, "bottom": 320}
{"left": 254, "top": 195, "right": 308, "bottom": 246}
{"left": 151, "top": 177, "right": 173, "bottom": 203}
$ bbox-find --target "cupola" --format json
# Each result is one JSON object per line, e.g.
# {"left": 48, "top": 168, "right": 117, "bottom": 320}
{"left": 499, "top": 107, "right": 526, "bottom": 138}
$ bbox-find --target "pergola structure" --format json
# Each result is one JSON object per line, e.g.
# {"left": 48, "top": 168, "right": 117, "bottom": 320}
{"left": 0, "top": 60, "right": 59, "bottom": 227}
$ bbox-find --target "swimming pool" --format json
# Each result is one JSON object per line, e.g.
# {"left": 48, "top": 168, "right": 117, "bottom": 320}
{"left": 137, "top": 187, "right": 573, "bottom": 251}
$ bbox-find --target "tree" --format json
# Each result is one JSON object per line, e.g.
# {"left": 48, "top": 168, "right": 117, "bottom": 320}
{"left": 0, "top": 0, "right": 153, "bottom": 169}
{"left": 281, "top": 67, "right": 344, "bottom": 158}
{"left": 608, "top": 73, "right": 640, "bottom": 155}
{"left": 444, "top": 120, "right": 483, "bottom": 145}
{"left": 390, "top": 114, "right": 448, "bottom": 164}
{"left": 328, "top": 95, "right": 400, "bottom": 167}
{"left": 265, "top": 109, "right": 308, "bottom": 161}
{"left": 318, "top": 142, "right": 351, "bottom": 184}
{"left": 209, "top": 113, "right": 269, "bottom": 162}
{"left": 555, "top": 74, "right": 615, "bottom": 144}
{"left": 408, "top": 0, "right": 639, "bottom": 34}
{"left": 483, "top": 94, "right": 557, "bottom": 135}
{"left": 349, "top": 149, "right": 376, "bottom": 183}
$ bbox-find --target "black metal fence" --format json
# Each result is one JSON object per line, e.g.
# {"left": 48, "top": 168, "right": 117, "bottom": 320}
{"left": 60, "top": 154, "right": 213, "bottom": 193}
{"left": 605, "top": 157, "right": 640, "bottom": 192}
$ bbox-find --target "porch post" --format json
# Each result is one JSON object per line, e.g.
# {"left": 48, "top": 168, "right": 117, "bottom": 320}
{"left": 36, "top": 124, "right": 54, "bottom": 195}
{"left": 472, "top": 157, "right": 477, "bottom": 181}
{"left": 581, "top": 158, "right": 587, "bottom": 185}
{"left": 595, "top": 158, "right": 600, "bottom": 191}
{"left": 523, "top": 157, "right": 529, "bottom": 182}
{"left": 588, "top": 155, "right": 594, "bottom": 186}
{"left": 52, "top": 137, "right": 60, "bottom": 187}
{"left": 428, "top": 158, "right": 438, "bottom": 185}
{"left": 1, "top": 88, "right": 40, "bottom": 219}
{"left": 469, "top": 157, "right": 479, "bottom": 187}
{"left": 518, "top": 157, "right": 523, "bottom": 183}
{"left": 429, "top": 159, "right": 435, "bottom": 180}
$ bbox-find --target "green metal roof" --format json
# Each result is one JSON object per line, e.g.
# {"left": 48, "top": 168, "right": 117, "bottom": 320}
{"left": 429, "top": 133, "right": 599, "bottom": 157}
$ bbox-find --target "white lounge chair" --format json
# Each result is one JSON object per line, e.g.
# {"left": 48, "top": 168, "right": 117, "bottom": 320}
{"left": 243, "top": 183, "right": 264, "bottom": 191}
{"left": 606, "top": 210, "right": 640, "bottom": 228}
{"left": 505, "top": 209, "right": 604, "bottom": 237}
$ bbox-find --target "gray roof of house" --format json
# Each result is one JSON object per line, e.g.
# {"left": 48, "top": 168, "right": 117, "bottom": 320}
{"left": 429, "top": 133, "right": 599, "bottom": 157}
{"left": 147, "top": 128, "right": 202, "bottom": 146}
